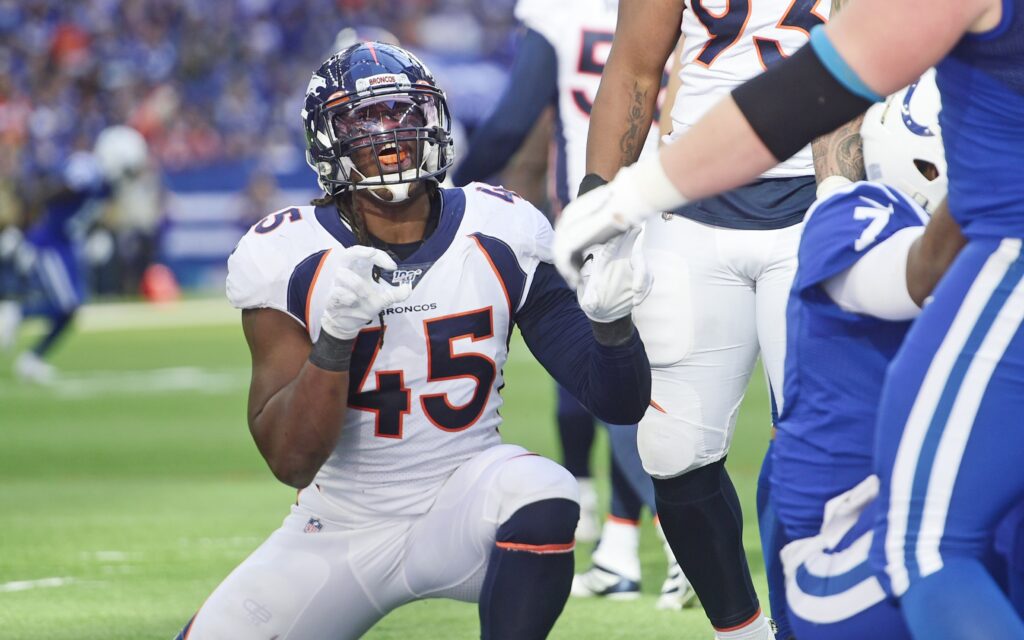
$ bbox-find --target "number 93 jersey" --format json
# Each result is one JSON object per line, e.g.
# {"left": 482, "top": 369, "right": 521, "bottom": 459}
{"left": 514, "top": 0, "right": 662, "bottom": 204}
{"left": 227, "top": 185, "right": 553, "bottom": 520}
{"left": 673, "top": 0, "right": 831, "bottom": 178}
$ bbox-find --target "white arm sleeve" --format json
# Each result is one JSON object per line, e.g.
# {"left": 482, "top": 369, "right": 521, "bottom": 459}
{"left": 822, "top": 226, "right": 924, "bottom": 321}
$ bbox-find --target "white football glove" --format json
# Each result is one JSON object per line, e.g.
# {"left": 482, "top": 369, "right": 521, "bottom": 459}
{"left": 577, "top": 227, "right": 653, "bottom": 324}
{"left": 555, "top": 159, "right": 685, "bottom": 288}
{"left": 320, "top": 246, "right": 412, "bottom": 340}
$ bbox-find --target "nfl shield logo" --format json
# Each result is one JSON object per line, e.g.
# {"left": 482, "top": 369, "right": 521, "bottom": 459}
{"left": 304, "top": 517, "right": 323, "bottom": 533}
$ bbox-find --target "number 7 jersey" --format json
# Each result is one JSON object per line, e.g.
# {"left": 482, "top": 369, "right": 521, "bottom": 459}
{"left": 226, "top": 186, "right": 553, "bottom": 519}
{"left": 673, "top": 0, "right": 831, "bottom": 178}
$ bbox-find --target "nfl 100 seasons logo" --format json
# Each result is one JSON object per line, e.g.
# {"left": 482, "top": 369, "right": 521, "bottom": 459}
{"left": 390, "top": 268, "right": 423, "bottom": 286}
{"left": 376, "top": 262, "right": 431, "bottom": 288}
{"left": 304, "top": 517, "right": 323, "bottom": 533}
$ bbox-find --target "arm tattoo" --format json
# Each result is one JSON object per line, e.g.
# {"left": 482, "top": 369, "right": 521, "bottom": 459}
{"left": 837, "top": 130, "right": 865, "bottom": 180}
{"left": 618, "top": 81, "right": 651, "bottom": 166}
{"left": 812, "top": 116, "right": 866, "bottom": 182}
{"left": 809, "top": 0, "right": 864, "bottom": 182}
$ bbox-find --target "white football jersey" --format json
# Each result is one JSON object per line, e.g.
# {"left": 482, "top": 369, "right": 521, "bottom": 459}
{"left": 227, "top": 186, "right": 554, "bottom": 519}
{"left": 672, "top": 0, "right": 831, "bottom": 178}
{"left": 514, "top": 0, "right": 661, "bottom": 206}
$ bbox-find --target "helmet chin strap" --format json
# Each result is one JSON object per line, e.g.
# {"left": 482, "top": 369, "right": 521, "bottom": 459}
{"left": 363, "top": 179, "right": 413, "bottom": 203}
{"left": 351, "top": 166, "right": 423, "bottom": 203}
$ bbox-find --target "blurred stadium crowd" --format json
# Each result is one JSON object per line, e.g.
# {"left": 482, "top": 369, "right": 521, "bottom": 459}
{"left": 0, "top": 0, "right": 519, "bottom": 295}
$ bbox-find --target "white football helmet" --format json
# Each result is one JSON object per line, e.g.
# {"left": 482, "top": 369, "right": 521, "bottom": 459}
{"left": 93, "top": 125, "right": 149, "bottom": 183}
{"left": 860, "top": 69, "right": 946, "bottom": 213}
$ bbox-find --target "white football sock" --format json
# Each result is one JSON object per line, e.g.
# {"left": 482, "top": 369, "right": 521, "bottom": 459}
{"left": 715, "top": 611, "right": 775, "bottom": 640}
{"left": 591, "top": 518, "right": 641, "bottom": 581}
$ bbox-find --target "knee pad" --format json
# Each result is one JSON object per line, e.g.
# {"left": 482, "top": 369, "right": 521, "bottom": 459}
{"left": 496, "top": 498, "right": 580, "bottom": 549}
{"left": 638, "top": 406, "right": 707, "bottom": 478}
{"left": 493, "top": 455, "right": 578, "bottom": 525}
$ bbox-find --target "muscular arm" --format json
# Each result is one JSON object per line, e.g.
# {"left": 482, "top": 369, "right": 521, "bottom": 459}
{"left": 822, "top": 198, "right": 965, "bottom": 319}
{"left": 906, "top": 199, "right": 966, "bottom": 305}
{"left": 811, "top": 118, "right": 865, "bottom": 183}
{"left": 811, "top": 0, "right": 866, "bottom": 184}
{"left": 586, "top": 0, "right": 682, "bottom": 179}
{"left": 518, "top": 263, "right": 651, "bottom": 424}
{"left": 243, "top": 308, "right": 350, "bottom": 489}
{"left": 656, "top": 0, "right": 995, "bottom": 203}
{"left": 452, "top": 29, "right": 558, "bottom": 187}
{"left": 498, "top": 108, "right": 553, "bottom": 206}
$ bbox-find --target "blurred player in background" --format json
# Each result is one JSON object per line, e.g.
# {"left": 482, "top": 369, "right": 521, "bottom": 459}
{"left": 176, "top": 42, "right": 653, "bottom": 639}
{"left": 554, "top": 0, "right": 1024, "bottom": 636}
{"left": 3, "top": 125, "right": 147, "bottom": 382}
{"left": 452, "top": 0, "right": 687, "bottom": 606}
{"left": 98, "top": 140, "right": 164, "bottom": 298}
{"left": 576, "top": 0, "right": 866, "bottom": 637}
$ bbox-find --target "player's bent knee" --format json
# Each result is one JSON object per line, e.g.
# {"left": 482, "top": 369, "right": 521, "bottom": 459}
{"left": 493, "top": 454, "right": 579, "bottom": 525}
{"left": 637, "top": 410, "right": 705, "bottom": 478}
{"left": 496, "top": 499, "right": 580, "bottom": 551}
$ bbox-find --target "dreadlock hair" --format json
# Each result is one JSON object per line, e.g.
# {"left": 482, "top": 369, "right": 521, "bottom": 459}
{"left": 310, "top": 189, "right": 371, "bottom": 246}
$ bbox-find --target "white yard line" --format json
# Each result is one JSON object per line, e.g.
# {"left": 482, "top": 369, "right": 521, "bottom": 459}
{"left": 75, "top": 298, "right": 238, "bottom": 332}
{"left": 82, "top": 551, "right": 141, "bottom": 562}
{"left": 0, "top": 366, "right": 249, "bottom": 399}
{"left": 0, "top": 577, "right": 76, "bottom": 593}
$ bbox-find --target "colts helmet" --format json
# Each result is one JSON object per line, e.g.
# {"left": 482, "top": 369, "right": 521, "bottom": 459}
{"left": 302, "top": 42, "right": 454, "bottom": 203}
{"left": 93, "top": 125, "right": 148, "bottom": 183}
{"left": 861, "top": 69, "right": 947, "bottom": 213}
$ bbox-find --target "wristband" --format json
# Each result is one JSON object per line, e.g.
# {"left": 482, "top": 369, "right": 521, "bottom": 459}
{"left": 578, "top": 173, "right": 609, "bottom": 197}
{"left": 590, "top": 316, "right": 636, "bottom": 347}
{"left": 733, "top": 36, "right": 875, "bottom": 163}
{"left": 618, "top": 156, "right": 688, "bottom": 214}
{"left": 308, "top": 330, "right": 356, "bottom": 372}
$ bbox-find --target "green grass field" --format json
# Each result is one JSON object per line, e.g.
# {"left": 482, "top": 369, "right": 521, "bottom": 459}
{"left": 0, "top": 299, "right": 774, "bottom": 639}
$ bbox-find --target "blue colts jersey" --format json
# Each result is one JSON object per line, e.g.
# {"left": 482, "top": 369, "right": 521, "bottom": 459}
{"left": 774, "top": 183, "right": 929, "bottom": 639}
{"left": 777, "top": 183, "right": 928, "bottom": 462}
{"left": 27, "top": 152, "right": 110, "bottom": 247}
{"left": 937, "top": 0, "right": 1024, "bottom": 239}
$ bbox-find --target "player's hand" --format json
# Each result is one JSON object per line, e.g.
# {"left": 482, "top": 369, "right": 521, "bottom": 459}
{"left": 320, "top": 246, "right": 412, "bottom": 340}
{"left": 577, "top": 227, "right": 653, "bottom": 324}
{"left": 554, "top": 165, "right": 661, "bottom": 287}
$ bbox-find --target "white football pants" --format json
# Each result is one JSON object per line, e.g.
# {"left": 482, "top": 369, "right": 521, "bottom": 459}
{"left": 634, "top": 214, "right": 802, "bottom": 478}
{"left": 183, "top": 444, "right": 578, "bottom": 639}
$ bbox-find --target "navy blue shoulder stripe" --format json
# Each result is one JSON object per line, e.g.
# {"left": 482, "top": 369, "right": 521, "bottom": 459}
{"left": 470, "top": 231, "right": 527, "bottom": 317}
{"left": 403, "top": 188, "right": 466, "bottom": 264}
{"left": 287, "top": 249, "right": 331, "bottom": 328}
{"left": 314, "top": 190, "right": 466, "bottom": 266}
{"left": 315, "top": 206, "right": 358, "bottom": 247}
